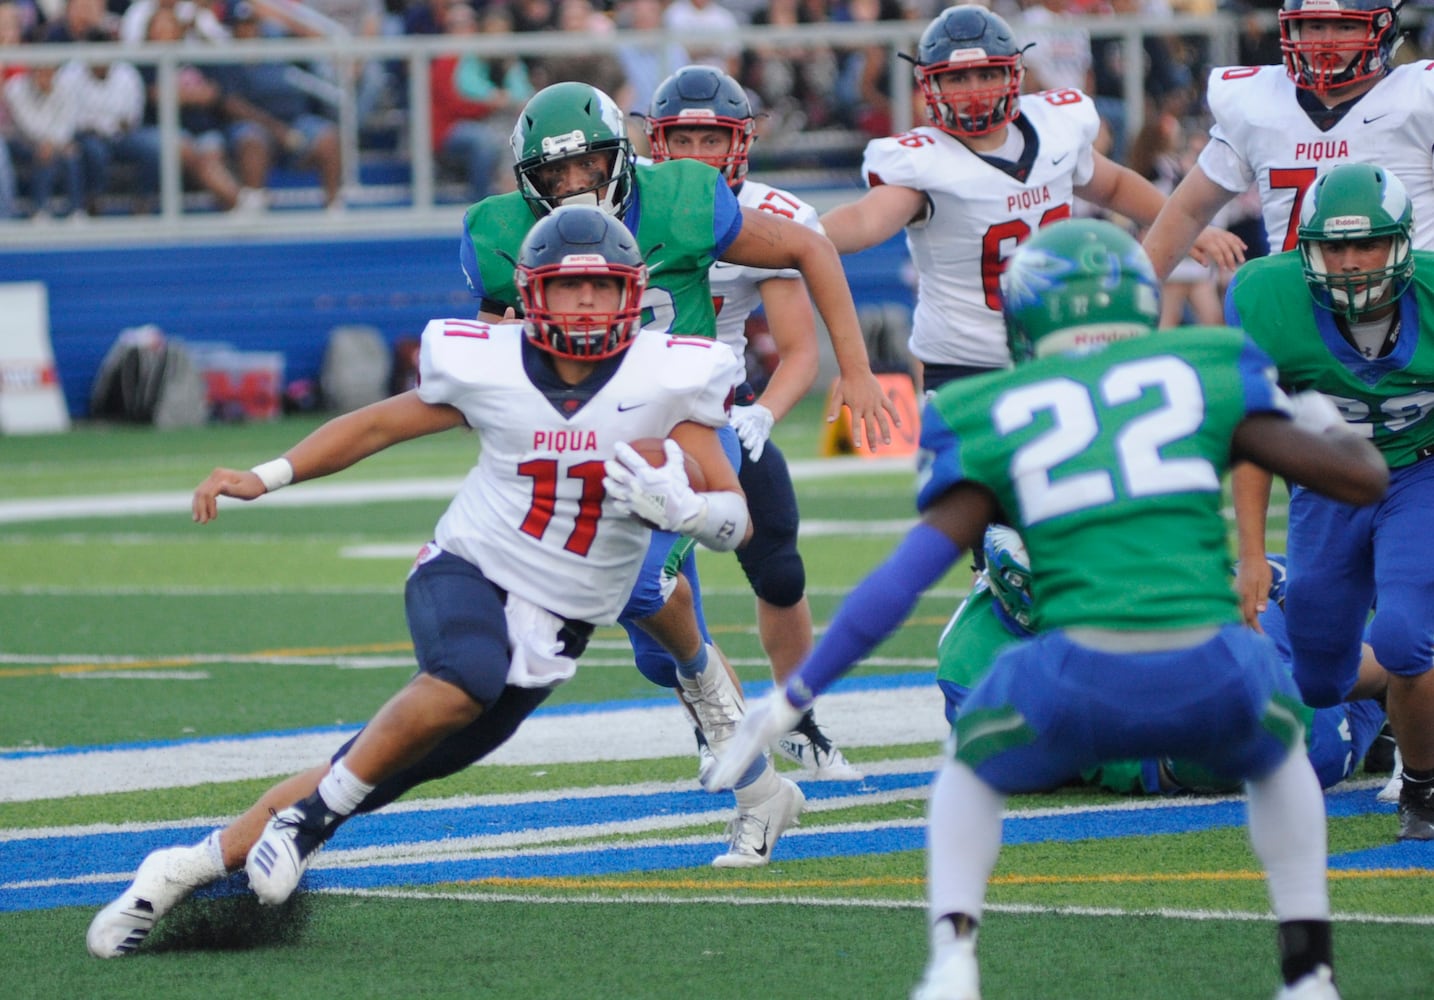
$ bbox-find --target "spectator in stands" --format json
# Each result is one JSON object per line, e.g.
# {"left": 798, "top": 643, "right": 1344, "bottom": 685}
{"left": 1018, "top": 0, "right": 1096, "bottom": 93}
{"left": 744, "top": 0, "right": 838, "bottom": 130}
{"left": 4, "top": 61, "right": 85, "bottom": 220}
{"left": 663, "top": 0, "right": 742, "bottom": 78}
{"left": 220, "top": 1, "right": 344, "bottom": 212}
{"left": 430, "top": 0, "right": 530, "bottom": 203}
{"left": 249, "top": 0, "right": 390, "bottom": 127}
{"left": 532, "top": 0, "right": 624, "bottom": 96}
{"left": 403, "top": 0, "right": 470, "bottom": 34}
{"left": 1126, "top": 111, "right": 1223, "bottom": 325}
{"left": 141, "top": 6, "right": 252, "bottom": 212}
{"left": 41, "top": 0, "right": 111, "bottom": 41}
{"left": 509, "top": 0, "right": 554, "bottom": 32}
{"left": 614, "top": 0, "right": 690, "bottom": 122}
{"left": 61, "top": 38, "right": 161, "bottom": 215}
{"left": 1088, "top": 0, "right": 1191, "bottom": 163}
{"left": 833, "top": 0, "right": 903, "bottom": 138}
{"left": 0, "top": 0, "right": 26, "bottom": 219}
{"left": 119, "top": 0, "right": 228, "bottom": 41}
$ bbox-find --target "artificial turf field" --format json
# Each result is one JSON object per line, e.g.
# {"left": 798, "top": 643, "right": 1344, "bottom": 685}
{"left": 2, "top": 402, "right": 1431, "bottom": 999}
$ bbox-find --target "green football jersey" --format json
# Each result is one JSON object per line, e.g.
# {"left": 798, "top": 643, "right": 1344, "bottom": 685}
{"left": 936, "top": 584, "right": 1022, "bottom": 690}
{"left": 919, "top": 327, "right": 1287, "bottom": 633}
{"left": 1228, "top": 250, "right": 1434, "bottom": 469}
{"left": 461, "top": 158, "right": 729, "bottom": 339}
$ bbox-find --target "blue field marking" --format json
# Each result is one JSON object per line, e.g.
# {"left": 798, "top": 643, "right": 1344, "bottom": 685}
{"left": 3, "top": 778, "right": 1412, "bottom": 914}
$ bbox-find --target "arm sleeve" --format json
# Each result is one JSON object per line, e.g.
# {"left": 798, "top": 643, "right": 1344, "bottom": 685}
{"left": 786, "top": 522, "right": 963, "bottom": 708}
{"left": 711, "top": 180, "right": 743, "bottom": 259}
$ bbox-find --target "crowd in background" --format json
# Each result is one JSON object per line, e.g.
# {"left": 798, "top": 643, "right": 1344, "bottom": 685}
{"left": 0, "top": 0, "right": 1360, "bottom": 222}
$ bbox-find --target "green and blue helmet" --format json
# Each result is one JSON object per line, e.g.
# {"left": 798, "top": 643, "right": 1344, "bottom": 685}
{"left": 1297, "top": 162, "right": 1413, "bottom": 320}
{"left": 1000, "top": 219, "right": 1160, "bottom": 363}
{"left": 511, "top": 82, "right": 636, "bottom": 220}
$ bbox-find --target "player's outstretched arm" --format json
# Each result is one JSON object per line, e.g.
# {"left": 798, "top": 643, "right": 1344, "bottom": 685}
{"left": 1232, "top": 410, "right": 1387, "bottom": 509}
{"left": 818, "top": 185, "right": 927, "bottom": 255}
{"left": 704, "top": 483, "right": 995, "bottom": 790}
{"left": 1142, "top": 166, "right": 1242, "bottom": 282}
{"left": 192, "top": 391, "right": 467, "bottom": 523}
{"left": 725, "top": 208, "right": 898, "bottom": 451}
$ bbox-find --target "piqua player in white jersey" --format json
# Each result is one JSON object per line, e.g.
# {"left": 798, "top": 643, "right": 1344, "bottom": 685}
{"left": 1143, "top": 0, "right": 1434, "bottom": 281}
{"left": 818, "top": 3, "right": 1240, "bottom": 393}
{"left": 643, "top": 64, "right": 862, "bottom": 780}
{"left": 84, "top": 205, "right": 786, "bottom": 959}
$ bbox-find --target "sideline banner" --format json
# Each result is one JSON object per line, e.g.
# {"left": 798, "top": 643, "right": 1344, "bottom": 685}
{"left": 0, "top": 282, "right": 70, "bottom": 435}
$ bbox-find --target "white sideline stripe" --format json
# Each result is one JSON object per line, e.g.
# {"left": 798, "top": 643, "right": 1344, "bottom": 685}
{"left": 61, "top": 670, "right": 211, "bottom": 681}
{"left": 0, "top": 457, "right": 916, "bottom": 526}
{"left": 0, "top": 686, "right": 951, "bottom": 803}
{"left": 323, "top": 889, "right": 1434, "bottom": 928}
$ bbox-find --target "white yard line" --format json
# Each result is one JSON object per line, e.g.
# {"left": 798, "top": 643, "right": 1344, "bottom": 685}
{"left": 0, "top": 684, "right": 950, "bottom": 803}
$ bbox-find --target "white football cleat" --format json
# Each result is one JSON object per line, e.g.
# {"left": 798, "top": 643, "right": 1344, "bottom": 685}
{"left": 246, "top": 797, "right": 339, "bottom": 906}
{"left": 1377, "top": 746, "right": 1403, "bottom": 804}
{"left": 911, "top": 938, "right": 981, "bottom": 1000}
{"left": 711, "top": 776, "right": 805, "bottom": 868}
{"left": 1275, "top": 965, "right": 1341, "bottom": 999}
{"left": 86, "top": 842, "right": 222, "bottom": 958}
{"left": 776, "top": 709, "right": 863, "bottom": 781}
{"left": 694, "top": 728, "right": 719, "bottom": 787}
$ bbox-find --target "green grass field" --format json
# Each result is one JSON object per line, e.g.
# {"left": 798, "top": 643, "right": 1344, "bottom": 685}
{"left": 2, "top": 401, "right": 1430, "bottom": 999}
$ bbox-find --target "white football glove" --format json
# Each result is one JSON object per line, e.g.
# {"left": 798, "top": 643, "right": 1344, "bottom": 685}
{"left": 1286, "top": 390, "right": 1344, "bottom": 435}
{"left": 731, "top": 403, "right": 775, "bottom": 462}
{"left": 702, "top": 689, "right": 804, "bottom": 791}
{"left": 603, "top": 439, "right": 704, "bottom": 532}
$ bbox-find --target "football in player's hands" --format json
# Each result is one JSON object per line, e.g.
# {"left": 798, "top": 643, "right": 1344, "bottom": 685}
{"left": 622, "top": 438, "right": 707, "bottom": 492}
{"left": 605, "top": 438, "right": 708, "bottom": 530}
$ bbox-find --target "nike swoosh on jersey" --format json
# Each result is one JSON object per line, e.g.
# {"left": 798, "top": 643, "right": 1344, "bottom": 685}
{"left": 1052, "top": 152, "right": 1070, "bottom": 164}
{"left": 1363, "top": 114, "right": 1390, "bottom": 124}
{"left": 617, "top": 402, "right": 648, "bottom": 412}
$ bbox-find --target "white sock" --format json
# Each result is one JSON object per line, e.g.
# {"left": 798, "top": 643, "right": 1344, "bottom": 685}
{"left": 733, "top": 758, "right": 780, "bottom": 809}
{"left": 198, "top": 829, "right": 228, "bottom": 877}
{"left": 316, "top": 759, "right": 376, "bottom": 817}
{"left": 1246, "top": 749, "right": 1330, "bottom": 920}
{"left": 926, "top": 759, "right": 1004, "bottom": 925}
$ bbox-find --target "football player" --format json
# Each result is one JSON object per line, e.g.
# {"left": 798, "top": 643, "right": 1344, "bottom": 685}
{"left": 462, "top": 81, "right": 898, "bottom": 861}
{"left": 643, "top": 64, "right": 861, "bottom": 781}
{"left": 85, "top": 206, "right": 770, "bottom": 958}
{"left": 707, "top": 219, "right": 1387, "bottom": 1000}
{"left": 1225, "top": 162, "right": 1434, "bottom": 841}
{"left": 938, "top": 529, "right": 1387, "bottom": 795}
{"left": 1143, "top": 0, "right": 1434, "bottom": 280}
{"left": 817, "top": 3, "right": 1240, "bottom": 392}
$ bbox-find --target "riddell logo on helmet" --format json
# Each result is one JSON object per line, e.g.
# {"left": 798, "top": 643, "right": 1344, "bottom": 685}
{"left": 945, "top": 47, "right": 992, "bottom": 64}
{"left": 1299, "top": 0, "right": 1343, "bottom": 10}
{"left": 542, "top": 130, "right": 589, "bottom": 156}
{"left": 1323, "top": 214, "right": 1373, "bottom": 236}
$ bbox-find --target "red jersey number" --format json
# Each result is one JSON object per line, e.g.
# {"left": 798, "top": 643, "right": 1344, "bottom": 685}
{"left": 980, "top": 205, "right": 1073, "bottom": 311}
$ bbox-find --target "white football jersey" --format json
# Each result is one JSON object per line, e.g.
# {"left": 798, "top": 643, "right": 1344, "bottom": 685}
{"left": 416, "top": 319, "right": 742, "bottom": 624}
{"left": 1199, "top": 62, "right": 1434, "bottom": 253}
{"left": 861, "top": 90, "right": 1099, "bottom": 368}
{"left": 709, "top": 179, "right": 823, "bottom": 357}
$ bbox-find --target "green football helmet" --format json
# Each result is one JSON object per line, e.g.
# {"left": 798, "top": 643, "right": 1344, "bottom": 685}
{"left": 1000, "top": 219, "right": 1160, "bottom": 363}
{"left": 982, "top": 525, "right": 1033, "bottom": 632}
{"left": 510, "top": 82, "right": 635, "bottom": 219}
{"left": 1297, "top": 162, "right": 1413, "bottom": 321}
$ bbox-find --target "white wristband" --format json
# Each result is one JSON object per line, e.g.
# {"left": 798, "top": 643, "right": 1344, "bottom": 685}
{"left": 680, "top": 490, "right": 749, "bottom": 552}
{"left": 251, "top": 457, "right": 294, "bottom": 493}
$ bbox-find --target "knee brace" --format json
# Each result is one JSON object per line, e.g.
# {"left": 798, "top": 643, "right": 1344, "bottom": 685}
{"left": 738, "top": 541, "right": 806, "bottom": 609}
